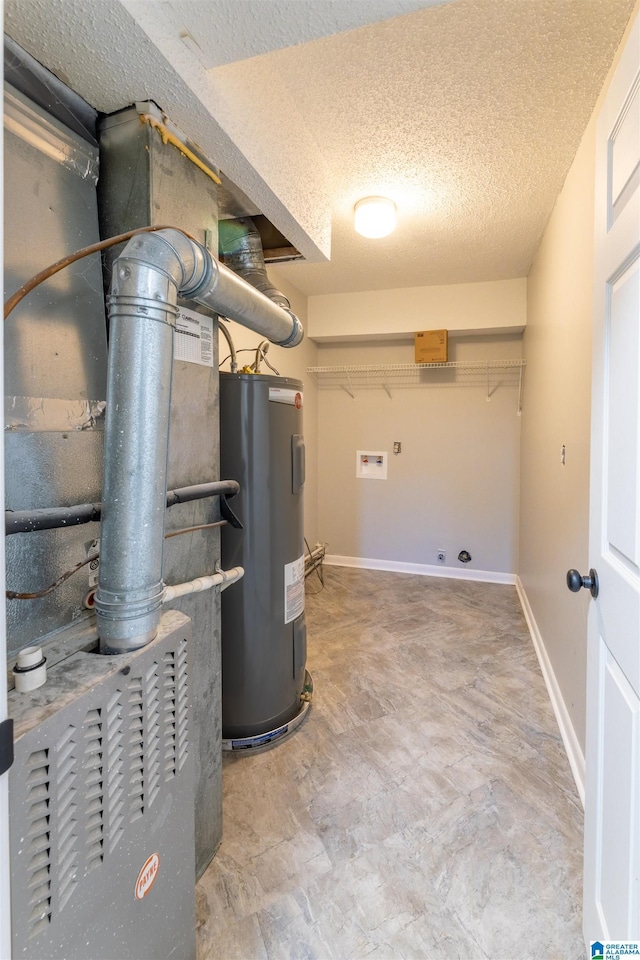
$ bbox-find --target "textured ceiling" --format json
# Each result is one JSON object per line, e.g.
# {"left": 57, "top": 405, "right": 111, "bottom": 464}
{"left": 4, "top": 0, "right": 637, "bottom": 296}
{"left": 165, "top": 0, "right": 440, "bottom": 68}
{"left": 269, "top": 0, "right": 637, "bottom": 293}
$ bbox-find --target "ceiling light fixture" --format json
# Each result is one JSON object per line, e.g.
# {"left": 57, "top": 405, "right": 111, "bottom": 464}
{"left": 354, "top": 197, "right": 397, "bottom": 239}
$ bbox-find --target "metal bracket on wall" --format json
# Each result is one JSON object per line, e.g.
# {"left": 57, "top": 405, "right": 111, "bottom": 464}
{"left": 342, "top": 370, "right": 355, "bottom": 400}
{"left": 518, "top": 364, "right": 524, "bottom": 416}
{"left": 0, "top": 718, "right": 14, "bottom": 776}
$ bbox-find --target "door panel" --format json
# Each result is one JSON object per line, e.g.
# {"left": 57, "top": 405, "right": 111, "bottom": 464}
{"left": 585, "top": 10, "right": 640, "bottom": 945}
{"left": 596, "top": 643, "right": 640, "bottom": 934}
{"left": 605, "top": 258, "right": 639, "bottom": 582}
{"left": 610, "top": 76, "right": 639, "bottom": 225}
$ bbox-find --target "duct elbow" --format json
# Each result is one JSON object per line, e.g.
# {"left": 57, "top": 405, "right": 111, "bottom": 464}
{"left": 109, "top": 228, "right": 210, "bottom": 304}
{"left": 218, "top": 217, "right": 303, "bottom": 348}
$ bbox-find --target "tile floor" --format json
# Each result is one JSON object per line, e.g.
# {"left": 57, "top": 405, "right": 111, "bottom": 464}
{"left": 197, "top": 566, "right": 584, "bottom": 960}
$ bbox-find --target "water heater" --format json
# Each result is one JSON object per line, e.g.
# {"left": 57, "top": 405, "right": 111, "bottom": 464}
{"left": 220, "top": 373, "right": 307, "bottom": 747}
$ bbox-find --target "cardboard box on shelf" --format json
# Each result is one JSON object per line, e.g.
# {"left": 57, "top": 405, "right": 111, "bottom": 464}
{"left": 414, "top": 329, "right": 448, "bottom": 363}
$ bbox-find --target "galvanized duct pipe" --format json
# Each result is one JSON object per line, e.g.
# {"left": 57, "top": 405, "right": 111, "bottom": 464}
{"left": 218, "top": 217, "right": 290, "bottom": 311}
{"left": 96, "top": 228, "right": 303, "bottom": 653}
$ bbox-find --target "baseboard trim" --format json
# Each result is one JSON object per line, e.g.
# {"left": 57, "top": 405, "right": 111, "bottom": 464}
{"left": 324, "top": 554, "right": 516, "bottom": 585}
{"left": 515, "top": 576, "right": 585, "bottom": 807}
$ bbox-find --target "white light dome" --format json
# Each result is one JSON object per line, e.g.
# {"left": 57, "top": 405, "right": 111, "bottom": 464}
{"left": 354, "top": 197, "right": 397, "bottom": 239}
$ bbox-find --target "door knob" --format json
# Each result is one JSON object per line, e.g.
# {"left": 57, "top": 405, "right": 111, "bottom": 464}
{"left": 566, "top": 568, "right": 599, "bottom": 599}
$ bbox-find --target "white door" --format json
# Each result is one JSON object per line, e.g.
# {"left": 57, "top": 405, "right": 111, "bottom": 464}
{"left": 583, "top": 11, "right": 640, "bottom": 945}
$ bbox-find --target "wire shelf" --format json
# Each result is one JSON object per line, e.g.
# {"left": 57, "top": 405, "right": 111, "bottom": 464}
{"left": 306, "top": 360, "right": 526, "bottom": 411}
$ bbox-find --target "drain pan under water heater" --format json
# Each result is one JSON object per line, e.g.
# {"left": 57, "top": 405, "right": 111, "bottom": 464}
{"left": 220, "top": 373, "right": 307, "bottom": 749}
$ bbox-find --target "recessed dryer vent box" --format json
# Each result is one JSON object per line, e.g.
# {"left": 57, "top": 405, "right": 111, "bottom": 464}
{"left": 415, "top": 329, "right": 448, "bottom": 363}
{"left": 356, "top": 451, "right": 387, "bottom": 480}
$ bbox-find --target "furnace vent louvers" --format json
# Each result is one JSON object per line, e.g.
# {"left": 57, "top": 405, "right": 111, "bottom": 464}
{"left": 57, "top": 726, "right": 79, "bottom": 911}
{"left": 25, "top": 749, "right": 51, "bottom": 939}
{"left": 128, "top": 677, "right": 145, "bottom": 822}
{"left": 164, "top": 651, "right": 177, "bottom": 778}
{"left": 10, "top": 618, "right": 196, "bottom": 959}
{"left": 177, "top": 642, "right": 189, "bottom": 771}
{"left": 160, "top": 644, "right": 189, "bottom": 779}
{"left": 106, "top": 691, "right": 125, "bottom": 853}
{"left": 14, "top": 646, "right": 191, "bottom": 929}
{"left": 218, "top": 217, "right": 291, "bottom": 310}
{"left": 145, "top": 665, "right": 161, "bottom": 808}
{"left": 83, "top": 709, "right": 104, "bottom": 872}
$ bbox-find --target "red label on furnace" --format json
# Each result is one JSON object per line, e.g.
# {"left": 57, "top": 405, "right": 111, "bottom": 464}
{"left": 135, "top": 853, "right": 160, "bottom": 900}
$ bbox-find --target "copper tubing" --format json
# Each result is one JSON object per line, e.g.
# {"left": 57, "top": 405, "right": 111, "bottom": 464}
{"left": 3, "top": 225, "right": 196, "bottom": 320}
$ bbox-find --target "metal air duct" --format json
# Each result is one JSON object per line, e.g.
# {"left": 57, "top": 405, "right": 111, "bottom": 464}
{"left": 95, "top": 228, "right": 303, "bottom": 654}
{"left": 219, "top": 217, "right": 291, "bottom": 310}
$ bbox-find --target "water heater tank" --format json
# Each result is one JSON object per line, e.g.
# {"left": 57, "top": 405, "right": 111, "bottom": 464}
{"left": 219, "top": 373, "right": 307, "bottom": 744}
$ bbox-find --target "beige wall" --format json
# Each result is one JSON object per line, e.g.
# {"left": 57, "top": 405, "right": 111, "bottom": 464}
{"left": 217, "top": 268, "right": 319, "bottom": 544}
{"left": 519, "top": 2, "right": 638, "bottom": 758}
{"left": 316, "top": 335, "right": 522, "bottom": 574}
{"left": 519, "top": 123, "right": 595, "bottom": 754}
{"left": 308, "top": 278, "right": 527, "bottom": 341}
{"left": 311, "top": 278, "right": 526, "bottom": 573}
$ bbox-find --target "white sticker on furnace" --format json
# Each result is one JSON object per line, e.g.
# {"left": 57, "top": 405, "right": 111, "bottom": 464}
{"left": 173, "top": 306, "right": 214, "bottom": 367}
{"left": 284, "top": 555, "right": 305, "bottom": 624}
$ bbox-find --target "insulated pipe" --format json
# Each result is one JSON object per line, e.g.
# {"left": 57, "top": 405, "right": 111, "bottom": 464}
{"left": 96, "top": 229, "right": 302, "bottom": 653}
{"left": 5, "top": 480, "right": 240, "bottom": 535}
{"left": 164, "top": 479, "right": 239, "bottom": 508}
{"left": 6, "top": 503, "right": 102, "bottom": 535}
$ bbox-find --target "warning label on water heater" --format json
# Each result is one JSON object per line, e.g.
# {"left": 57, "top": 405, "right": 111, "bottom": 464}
{"left": 284, "top": 555, "right": 305, "bottom": 624}
{"left": 269, "top": 387, "right": 303, "bottom": 408}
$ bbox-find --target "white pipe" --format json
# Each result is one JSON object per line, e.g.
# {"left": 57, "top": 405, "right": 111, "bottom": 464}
{"left": 162, "top": 566, "right": 244, "bottom": 603}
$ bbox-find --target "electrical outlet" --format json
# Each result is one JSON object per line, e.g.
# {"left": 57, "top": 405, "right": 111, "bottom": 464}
{"left": 437, "top": 550, "right": 446, "bottom": 564}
